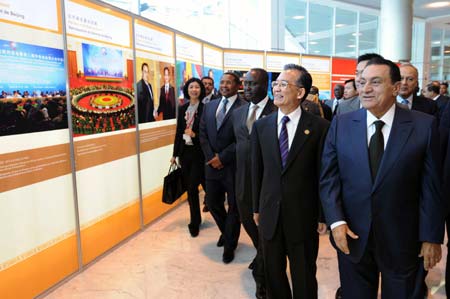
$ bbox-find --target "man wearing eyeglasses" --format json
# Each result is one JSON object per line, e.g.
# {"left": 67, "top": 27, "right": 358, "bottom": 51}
{"left": 251, "top": 64, "right": 329, "bottom": 299}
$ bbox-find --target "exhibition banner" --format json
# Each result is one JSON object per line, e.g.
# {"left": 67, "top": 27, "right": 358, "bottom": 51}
{"left": 266, "top": 52, "right": 300, "bottom": 72}
{"left": 0, "top": 1, "right": 77, "bottom": 298}
{"left": 300, "top": 55, "right": 331, "bottom": 99}
{"left": 134, "top": 20, "right": 178, "bottom": 224}
{"left": 224, "top": 50, "right": 264, "bottom": 70}
{"left": 331, "top": 57, "right": 357, "bottom": 98}
{"left": 65, "top": 0, "right": 140, "bottom": 265}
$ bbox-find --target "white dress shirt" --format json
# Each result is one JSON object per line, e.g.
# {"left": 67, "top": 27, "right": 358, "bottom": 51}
{"left": 248, "top": 96, "right": 269, "bottom": 120}
{"left": 277, "top": 105, "right": 302, "bottom": 150}
{"left": 216, "top": 94, "right": 238, "bottom": 117}
{"left": 396, "top": 94, "right": 413, "bottom": 110}
{"left": 332, "top": 98, "right": 340, "bottom": 113}
{"left": 203, "top": 92, "right": 214, "bottom": 104}
{"left": 432, "top": 95, "right": 439, "bottom": 101}
{"left": 331, "top": 103, "right": 396, "bottom": 230}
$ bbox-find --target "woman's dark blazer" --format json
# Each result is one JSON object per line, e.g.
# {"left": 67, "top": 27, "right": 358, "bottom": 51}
{"left": 173, "top": 101, "right": 204, "bottom": 158}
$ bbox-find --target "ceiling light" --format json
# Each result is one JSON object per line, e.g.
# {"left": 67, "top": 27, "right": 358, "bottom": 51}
{"left": 314, "top": 50, "right": 320, "bottom": 53}
{"left": 292, "top": 15, "right": 305, "bottom": 19}
{"left": 433, "top": 41, "right": 441, "bottom": 44}
{"left": 347, "top": 45, "right": 356, "bottom": 48}
{"left": 308, "top": 32, "right": 314, "bottom": 35}
{"left": 335, "top": 24, "right": 345, "bottom": 28}
{"left": 426, "top": 1, "right": 450, "bottom": 8}
{"left": 352, "top": 32, "right": 362, "bottom": 36}
{"left": 309, "top": 41, "right": 318, "bottom": 44}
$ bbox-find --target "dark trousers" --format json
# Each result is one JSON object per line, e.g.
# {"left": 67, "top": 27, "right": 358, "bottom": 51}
{"left": 236, "top": 196, "right": 265, "bottom": 284}
{"left": 338, "top": 231, "right": 425, "bottom": 299}
{"left": 179, "top": 146, "right": 204, "bottom": 229}
{"left": 262, "top": 220, "right": 319, "bottom": 299}
{"left": 446, "top": 216, "right": 450, "bottom": 298}
{"left": 205, "top": 174, "right": 241, "bottom": 250}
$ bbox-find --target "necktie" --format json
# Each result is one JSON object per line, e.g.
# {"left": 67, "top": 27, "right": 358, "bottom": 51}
{"left": 401, "top": 98, "right": 409, "bottom": 107}
{"left": 333, "top": 100, "right": 339, "bottom": 115}
{"left": 246, "top": 105, "right": 258, "bottom": 133}
{"left": 369, "top": 120, "right": 385, "bottom": 181}
{"left": 279, "top": 116, "right": 290, "bottom": 168}
{"left": 216, "top": 98, "right": 228, "bottom": 130}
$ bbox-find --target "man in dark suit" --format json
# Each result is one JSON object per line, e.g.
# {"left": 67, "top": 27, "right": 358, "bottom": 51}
{"left": 157, "top": 67, "right": 176, "bottom": 120}
{"left": 320, "top": 57, "right": 444, "bottom": 299}
{"left": 397, "top": 63, "right": 438, "bottom": 116}
{"left": 423, "top": 82, "right": 449, "bottom": 119}
{"left": 199, "top": 72, "right": 245, "bottom": 264}
{"left": 252, "top": 64, "right": 329, "bottom": 299}
{"left": 202, "top": 76, "right": 220, "bottom": 104}
{"left": 136, "top": 62, "right": 155, "bottom": 123}
{"left": 324, "top": 84, "right": 344, "bottom": 115}
{"left": 233, "top": 68, "right": 276, "bottom": 299}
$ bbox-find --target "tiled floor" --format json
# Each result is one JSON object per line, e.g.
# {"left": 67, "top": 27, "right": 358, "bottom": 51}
{"left": 41, "top": 198, "right": 448, "bottom": 299}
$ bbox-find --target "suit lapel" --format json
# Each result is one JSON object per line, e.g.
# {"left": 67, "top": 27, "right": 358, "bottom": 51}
{"left": 260, "top": 100, "right": 276, "bottom": 118}
{"left": 211, "top": 99, "right": 221, "bottom": 132}
{"left": 372, "top": 106, "right": 413, "bottom": 192}
{"left": 282, "top": 110, "right": 312, "bottom": 173}
{"left": 350, "top": 109, "right": 372, "bottom": 185}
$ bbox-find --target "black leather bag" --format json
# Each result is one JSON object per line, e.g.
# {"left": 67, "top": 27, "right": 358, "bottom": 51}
{"left": 162, "top": 164, "right": 186, "bottom": 204}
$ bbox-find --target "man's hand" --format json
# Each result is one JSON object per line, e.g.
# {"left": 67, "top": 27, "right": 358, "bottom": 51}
{"left": 253, "top": 213, "right": 259, "bottom": 225}
{"left": 317, "top": 222, "right": 327, "bottom": 235}
{"left": 419, "top": 242, "right": 442, "bottom": 271}
{"left": 331, "top": 224, "right": 359, "bottom": 255}
{"left": 170, "top": 157, "right": 177, "bottom": 165}
{"left": 207, "top": 154, "right": 223, "bottom": 169}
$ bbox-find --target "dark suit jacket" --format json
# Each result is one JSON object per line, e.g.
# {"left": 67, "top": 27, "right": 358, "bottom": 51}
{"left": 158, "top": 85, "right": 176, "bottom": 119}
{"left": 199, "top": 96, "right": 245, "bottom": 180}
{"left": 320, "top": 106, "right": 445, "bottom": 265}
{"left": 233, "top": 100, "right": 276, "bottom": 205}
{"left": 412, "top": 94, "right": 438, "bottom": 117}
{"left": 252, "top": 109, "right": 329, "bottom": 242}
{"left": 173, "top": 102, "right": 204, "bottom": 159}
{"left": 321, "top": 101, "right": 332, "bottom": 121}
{"left": 136, "top": 79, "right": 155, "bottom": 123}
{"left": 435, "top": 95, "right": 449, "bottom": 119}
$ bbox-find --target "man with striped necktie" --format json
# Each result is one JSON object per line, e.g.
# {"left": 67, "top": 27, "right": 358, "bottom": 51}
{"left": 251, "top": 64, "right": 329, "bottom": 299}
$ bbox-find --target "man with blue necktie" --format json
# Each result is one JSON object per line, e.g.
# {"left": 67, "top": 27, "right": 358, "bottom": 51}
{"left": 251, "top": 64, "right": 329, "bottom": 299}
{"left": 199, "top": 72, "right": 245, "bottom": 264}
{"left": 320, "top": 57, "right": 444, "bottom": 299}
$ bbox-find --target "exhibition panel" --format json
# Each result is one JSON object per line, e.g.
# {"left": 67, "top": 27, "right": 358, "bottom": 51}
{"left": 300, "top": 55, "right": 332, "bottom": 99}
{"left": 203, "top": 43, "right": 224, "bottom": 93}
{"left": 331, "top": 57, "right": 357, "bottom": 98}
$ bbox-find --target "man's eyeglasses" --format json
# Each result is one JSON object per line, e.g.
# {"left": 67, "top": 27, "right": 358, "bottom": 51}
{"left": 271, "top": 80, "right": 302, "bottom": 89}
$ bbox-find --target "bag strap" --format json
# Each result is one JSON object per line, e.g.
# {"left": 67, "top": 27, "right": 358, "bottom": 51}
{"left": 168, "top": 163, "right": 178, "bottom": 174}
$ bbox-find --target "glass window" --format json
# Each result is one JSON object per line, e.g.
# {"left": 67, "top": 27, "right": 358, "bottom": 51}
{"left": 430, "top": 28, "right": 442, "bottom": 80}
{"left": 308, "top": 3, "right": 333, "bottom": 56}
{"left": 335, "top": 8, "right": 357, "bottom": 57}
{"left": 284, "top": 0, "right": 307, "bottom": 53}
{"left": 359, "top": 13, "right": 378, "bottom": 55}
{"left": 443, "top": 29, "right": 450, "bottom": 80}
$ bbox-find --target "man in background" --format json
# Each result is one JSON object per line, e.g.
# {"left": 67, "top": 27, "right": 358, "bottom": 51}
{"left": 324, "top": 84, "right": 344, "bottom": 116}
{"left": 202, "top": 76, "right": 220, "bottom": 104}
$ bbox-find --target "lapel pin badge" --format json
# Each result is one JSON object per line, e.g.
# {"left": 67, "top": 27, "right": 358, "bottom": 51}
{"left": 304, "top": 129, "right": 310, "bottom": 135}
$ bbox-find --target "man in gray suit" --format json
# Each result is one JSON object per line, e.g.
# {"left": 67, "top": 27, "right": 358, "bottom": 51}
{"left": 337, "top": 53, "right": 383, "bottom": 116}
{"left": 232, "top": 68, "right": 276, "bottom": 299}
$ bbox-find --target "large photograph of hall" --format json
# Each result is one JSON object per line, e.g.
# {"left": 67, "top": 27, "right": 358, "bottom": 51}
{"left": 0, "top": 39, "right": 67, "bottom": 136}
{"left": 67, "top": 39, "right": 135, "bottom": 136}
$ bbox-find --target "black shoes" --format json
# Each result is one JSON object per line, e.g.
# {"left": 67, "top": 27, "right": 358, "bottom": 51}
{"left": 222, "top": 247, "right": 235, "bottom": 264}
{"left": 335, "top": 287, "right": 342, "bottom": 299}
{"left": 188, "top": 225, "right": 199, "bottom": 237}
{"left": 217, "top": 235, "right": 224, "bottom": 247}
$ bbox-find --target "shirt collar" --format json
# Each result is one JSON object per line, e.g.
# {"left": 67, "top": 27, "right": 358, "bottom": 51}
{"left": 278, "top": 104, "right": 302, "bottom": 126}
{"left": 222, "top": 94, "right": 238, "bottom": 103}
{"left": 249, "top": 96, "right": 269, "bottom": 110}
{"left": 366, "top": 103, "right": 396, "bottom": 129}
{"left": 433, "top": 95, "right": 440, "bottom": 101}
{"left": 396, "top": 93, "right": 413, "bottom": 104}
